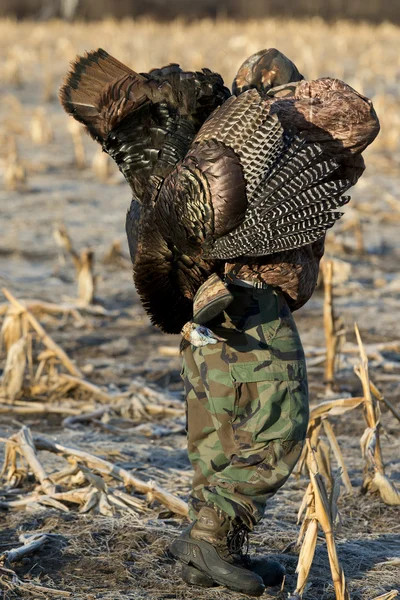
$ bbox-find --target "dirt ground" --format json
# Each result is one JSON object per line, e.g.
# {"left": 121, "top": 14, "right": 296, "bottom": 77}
{"left": 0, "top": 17, "right": 400, "bottom": 600}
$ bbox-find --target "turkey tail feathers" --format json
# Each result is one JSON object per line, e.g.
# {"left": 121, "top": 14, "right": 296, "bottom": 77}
{"left": 59, "top": 48, "right": 140, "bottom": 142}
{"left": 60, "top": 49, "right": 231, "bottom": 201}
{"left": 210, "top": 124, "right": 352, "bottom": 259}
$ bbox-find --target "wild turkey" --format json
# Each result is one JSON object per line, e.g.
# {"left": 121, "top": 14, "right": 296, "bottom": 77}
{"left": 60, "top": 49, "right": 379, "bottom": 333}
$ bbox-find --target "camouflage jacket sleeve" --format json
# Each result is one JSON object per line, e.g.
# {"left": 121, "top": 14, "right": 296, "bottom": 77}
{"left": 227, "top": 78, "right": 379, "bottom": 311}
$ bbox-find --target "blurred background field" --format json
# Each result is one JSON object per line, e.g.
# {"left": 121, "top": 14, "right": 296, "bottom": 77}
{"left": 2, "top": 0, "right": 400, "bottom": 23}
{"left": 0, "top": 6, "right": 399, "bottom": 600}
{"left": 0, "top": 15, "right": 399, "bottom": 175}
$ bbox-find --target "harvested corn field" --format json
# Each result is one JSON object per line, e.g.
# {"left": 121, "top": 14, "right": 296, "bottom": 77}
{"left": 0, "top": 16, "right": 400, "bottom": 600}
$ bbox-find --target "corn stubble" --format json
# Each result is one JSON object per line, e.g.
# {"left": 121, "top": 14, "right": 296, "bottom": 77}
{"left": 54, "top": 225, "right": 96, "bottom": 305}
{"left": 0, "top": 289, "right": 189, "bottom": 519}
{"left": 0, "top": 279, "right": 398, "bottom": 598}
{"left": 291, "top": 261, "right": 399, "bottom": 598}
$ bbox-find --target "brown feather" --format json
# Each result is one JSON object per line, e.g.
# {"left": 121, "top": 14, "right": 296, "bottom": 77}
{"left": 59, "top": 48, "right": 143, "bottom": 142}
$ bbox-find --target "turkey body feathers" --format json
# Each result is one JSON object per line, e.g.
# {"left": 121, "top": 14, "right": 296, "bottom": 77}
{"left": 156, "top": 89, "right": 353, "bottom": 262}
{"left": 196, "top": 91, "right": 353, "bottom": 259}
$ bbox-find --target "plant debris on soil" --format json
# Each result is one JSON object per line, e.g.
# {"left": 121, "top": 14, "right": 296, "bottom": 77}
{"left": 0, "top": 16, "right": 399, "bottom": 600}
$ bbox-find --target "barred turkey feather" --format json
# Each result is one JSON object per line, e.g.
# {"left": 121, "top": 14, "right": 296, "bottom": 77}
{"left": 210, "top": 113, "right": 352, "bottom": 259}
{"left": 275, "top": 211, "right": 343, "bottom": 236}
{"left": 235, "top": 116, "right": 286, "bottom": 199}
{"left": 194, "top": 92, "right": 287, "bottom": 197}
{"left": 248, "top": 227, "right": 328, "bottom": 255}
{"left": 254, "top": 153, "right": 339, "bottom": 213}
{"left": 195, "top": 92, "right": 261, "bottom": 150}
{"left": 271, "top": 195, "right": 351, "bottom": 227}
{"left": 154, "top": 86, "right": 353, "bottom": 261}
{"left": 250, "top": 135, "right": 310, "bottom": 201}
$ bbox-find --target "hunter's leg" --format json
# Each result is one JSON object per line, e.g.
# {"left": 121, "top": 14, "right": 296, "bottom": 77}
{"left": 190, "top": 285, "right": 309, "bottom": 529}
{"left": 181, "top": 346, "right": 230, "bottom": 520}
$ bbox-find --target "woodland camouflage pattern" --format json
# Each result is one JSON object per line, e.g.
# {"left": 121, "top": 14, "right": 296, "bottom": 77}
{"left": 182, "top": 284, "right": 308, "bottom": 529}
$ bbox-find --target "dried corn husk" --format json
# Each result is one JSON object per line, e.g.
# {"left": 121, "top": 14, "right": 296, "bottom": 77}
{"left": 371, "top": 471, "right": 400, "bottom": 506}
{"left": 294, "top": 443, "right": 349, "bottom": 600}
{"left": 295, "top": 518, "right": 318, "bottom": 595}
{"left": 322, "top": 260, "right": 338, "bottom": 393}
{"left": 309, "top": 396, "right": 365, "bottom": 421}
{"left": 0, "top": 309, "right": 23, "bottom": 355}
{"left": 77, "top": 249, "right": 96, "bottom": 305}
{"left": 323, "top": 420, "right": 353, "bottom": 494}
{"left": 0, "top": 439, "right": 28, "bottom": 488}
{"left": 1, "top": 336, "right": 27, "bottom": 400}
{"left": 308, "top": 447, "right": 349, "bottom": 600}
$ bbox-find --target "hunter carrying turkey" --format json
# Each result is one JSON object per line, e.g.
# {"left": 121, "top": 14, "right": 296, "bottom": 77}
{"left": 60, "top": 48, "right": 379, "bottom": 596}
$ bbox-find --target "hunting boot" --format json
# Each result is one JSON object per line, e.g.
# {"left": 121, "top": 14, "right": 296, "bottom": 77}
{"left": 181, "top": 556, "right": 285, "bottom": 588}
{"left": 170, "top": 506, "right": 265, "bottom": 596}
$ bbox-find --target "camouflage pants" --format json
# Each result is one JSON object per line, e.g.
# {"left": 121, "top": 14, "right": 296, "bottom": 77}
{"left": 181, "top": 284, "right": 309, "bottom": 530}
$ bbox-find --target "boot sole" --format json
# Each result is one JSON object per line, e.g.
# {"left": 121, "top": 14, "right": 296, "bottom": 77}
{"left": 183, "top": 558, "right": 286, "bottom": 589}
{"left": 182, "top": 565, "right": 216, "bottom": 588}
{"left": 170, "top": 536, "right": 265, "bottom": 596}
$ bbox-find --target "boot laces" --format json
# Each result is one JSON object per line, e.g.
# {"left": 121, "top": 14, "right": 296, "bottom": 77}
{"left": 227, "top": 525, "right": 249, "bottom": 562}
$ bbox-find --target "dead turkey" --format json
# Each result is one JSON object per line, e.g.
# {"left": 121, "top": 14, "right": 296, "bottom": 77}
{"left": 60, "top": 48, "right": 379, "bottom": 333}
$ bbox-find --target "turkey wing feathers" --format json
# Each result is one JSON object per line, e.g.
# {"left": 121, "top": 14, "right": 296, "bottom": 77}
{"left": 211, "top": 128, "right": 352, "bottom": 259}
{"left": 153, "top": 88, "right": 353, "bottom": 263}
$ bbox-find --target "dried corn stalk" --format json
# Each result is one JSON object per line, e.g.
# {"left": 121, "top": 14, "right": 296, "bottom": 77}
{"left": 76, "top": 249, "right": 96, "bottom": 305}
{"left": 371, "top": 593, "right": 399, "bottom": 600}
{"left": 339, "top": 217, "right": 365, "bottom": 254}
{"left": 355, "top": 325, "right": 400, "bottom": 505}
{"left": 322, "top": 260, "right": 339, "bottom": 394}
{"left": 294, "top": 441, "right": 349, "bottom": 599}
{"left": 297, "top": 396, "right": 365, "bottom": 492}
{"left": 0, "top": 427, "right": 188, "bottom": 518}
{"left": 0, "top": 290, "right": 117, "bottom": 408}
{"left": 54, "top": 226, "right": 96, "bottom": 305}
{"left": 3, "top": 289, "right": 82, "bottom": 378}
{"left": 370, "top": 380, "right": 400, "bottom": 424}
{"left": 0, "top": 336, "right": 27, "bottom": 401}
{"left": 92, "top": 147, "right": 111, "bottom": 182}
{"left": 0, "top": 564, "right": 70, "bottom": 597}
{"left": 0, "top": 308, "right": 24, "bottom": 355}
{"left": 322, "top": 420, "right": 353, "bottom": 494}
{"left": 103, "top": 240, "right": 131, "bottom": 268}
{"left": 0, "top": 439, "right": 28, "bottom": 488}
{"left": 14, "top": 427, "right": 56, "bottom": 496}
